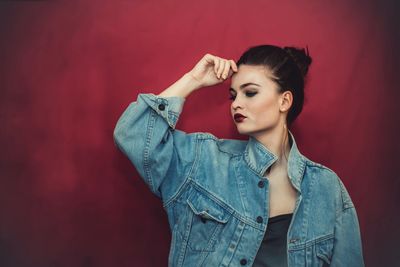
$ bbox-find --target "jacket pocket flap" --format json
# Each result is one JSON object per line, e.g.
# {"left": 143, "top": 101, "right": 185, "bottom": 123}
{"left": 186, "top": 193, "right": 230, "bottom": 224}
{"left": 316, "top": 235, "right": 334, "bottom": 264}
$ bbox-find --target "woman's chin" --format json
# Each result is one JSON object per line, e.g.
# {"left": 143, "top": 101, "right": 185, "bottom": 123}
{"left": 236, "top": 127, "right": 251, "bottom": 135}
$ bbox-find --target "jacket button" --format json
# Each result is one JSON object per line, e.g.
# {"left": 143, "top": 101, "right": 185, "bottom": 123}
{"left": 257, "top": 181, "right": 264, "bottom": 188}
{"left": 256, "top": 216, "right": 263, "bottom": 223}
{"left": 240, "top": 259, "right": 247, "bottom": 265}
{"left": 158, "top": 103, "right": 165, "bottom": 110}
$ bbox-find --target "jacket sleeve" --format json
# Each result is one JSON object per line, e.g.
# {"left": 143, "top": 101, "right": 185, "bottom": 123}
{"left": 113, "top": 93, "right": 198, "bottom": 201}
{"left": 330, "top": 178, "right": 365, "bottom": 267}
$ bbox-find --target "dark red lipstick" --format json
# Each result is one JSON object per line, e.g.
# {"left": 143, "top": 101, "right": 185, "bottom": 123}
{"left": 234, "top": 113, "right": 247, "bottom": 123}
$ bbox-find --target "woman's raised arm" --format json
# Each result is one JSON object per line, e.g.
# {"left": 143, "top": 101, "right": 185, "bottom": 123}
{"left": 113, "top": 54, "right": 237, "bottom": 202}
{"left": 158, "top": 53, "right": 238, "bottom": 98}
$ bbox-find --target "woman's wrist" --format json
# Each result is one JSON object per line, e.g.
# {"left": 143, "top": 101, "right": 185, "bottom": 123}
{"left": 158, "top": 73, "right": 201, "bottom": 98}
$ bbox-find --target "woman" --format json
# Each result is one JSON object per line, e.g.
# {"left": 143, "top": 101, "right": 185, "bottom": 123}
{"left": 113, "top": 45, "right": 365, "bottom": 267}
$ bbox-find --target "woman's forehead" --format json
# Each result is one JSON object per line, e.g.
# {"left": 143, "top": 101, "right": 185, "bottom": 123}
{"left": 231, "top": 65, "right": 277, "bottom": 89}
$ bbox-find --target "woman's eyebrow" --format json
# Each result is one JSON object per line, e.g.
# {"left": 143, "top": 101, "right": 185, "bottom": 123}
{"left": 229, "top": 82, "right": 261, "bottom": 92}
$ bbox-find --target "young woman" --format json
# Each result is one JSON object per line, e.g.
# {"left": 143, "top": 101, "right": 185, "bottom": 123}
{"left": 113, "top": 45, "right": 365, "bottom": 267}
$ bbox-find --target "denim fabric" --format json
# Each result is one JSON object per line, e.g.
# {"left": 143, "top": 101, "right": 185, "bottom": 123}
{"left": 113, "top": 93, "right": 365, "bottom": 267}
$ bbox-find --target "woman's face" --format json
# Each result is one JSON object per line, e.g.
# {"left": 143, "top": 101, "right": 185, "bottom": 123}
{"left": 229, "top": 64, "right": 285, "bottom": 137}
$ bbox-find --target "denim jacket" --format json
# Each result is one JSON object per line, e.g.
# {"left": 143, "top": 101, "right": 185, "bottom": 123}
{"left": 113, "top": 93, "right": 365, "bottom": 267}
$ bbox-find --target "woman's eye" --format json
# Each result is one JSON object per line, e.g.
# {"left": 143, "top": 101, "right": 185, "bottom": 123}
{"left": 246, "top": 92, "right": 257, "bottom": 97}
{"left": 229, "top": 92, "right": 256, "bottom": 100}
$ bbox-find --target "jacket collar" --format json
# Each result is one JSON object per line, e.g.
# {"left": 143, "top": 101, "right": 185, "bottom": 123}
{"left": 243, "top": 129, "right": 306, "bottom": 192}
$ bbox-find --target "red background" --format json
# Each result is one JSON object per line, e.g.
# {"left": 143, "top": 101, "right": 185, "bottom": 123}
{"left": 1, "top": 1, "right": 399, "bottom": 266}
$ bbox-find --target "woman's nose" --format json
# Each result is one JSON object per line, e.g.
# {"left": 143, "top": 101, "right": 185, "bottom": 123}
{"left": 231, "top": 96, "right": 243, "bottom": 110}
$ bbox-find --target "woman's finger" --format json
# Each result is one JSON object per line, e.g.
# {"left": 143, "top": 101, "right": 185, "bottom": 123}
{"left": 204, "top": 53, "right": 215, "bottom": 65}
{"left": 222, "top": 60, "right": 231, "bottom": 79}
{"left": 214, "top": 57, "right": 220, "bottom": 76}
{"left": 230, "top": 59, "right": 238, "bottom": 72}
{"left": 217, "top": 60, "right": 226, "bottom": 79}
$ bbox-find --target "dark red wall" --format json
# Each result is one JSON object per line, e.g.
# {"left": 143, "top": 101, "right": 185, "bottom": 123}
{"left": 1, "top": 1, "right": 399, "bottom": 266}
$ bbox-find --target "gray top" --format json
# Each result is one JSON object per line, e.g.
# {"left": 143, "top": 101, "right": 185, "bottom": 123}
{"left": 253, "top": 213, "right": 293, "bottom": 267}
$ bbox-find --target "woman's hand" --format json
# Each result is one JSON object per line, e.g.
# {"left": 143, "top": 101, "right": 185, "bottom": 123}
{"left": 187, "top": 53, "right": 238, "bottom": 89}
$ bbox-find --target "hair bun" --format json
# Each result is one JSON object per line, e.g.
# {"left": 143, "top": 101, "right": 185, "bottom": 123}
{"left": 283, "top": 46, "right": 312, "bottom": 77}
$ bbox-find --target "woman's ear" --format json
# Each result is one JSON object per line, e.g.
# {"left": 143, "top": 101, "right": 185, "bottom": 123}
{"left": 280, "top": 90, "right": 293, "bottom": 112}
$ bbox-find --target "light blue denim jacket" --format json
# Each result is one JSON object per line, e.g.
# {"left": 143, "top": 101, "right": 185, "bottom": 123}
{"left": 113, "top": 93, "right": 365, "bottom": 267}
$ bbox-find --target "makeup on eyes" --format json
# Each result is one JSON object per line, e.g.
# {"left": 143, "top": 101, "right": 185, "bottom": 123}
{"left": 229, "top": 82, "right": 261, "bottom": 93}
{"left": 229, "top": 82, "right": 260, "bottom": 100}
{"left": 229, "top": 91, "right": 257, "bottom": 100}
{"left": 245, "top": 92, "right": 257, "bottom": 96}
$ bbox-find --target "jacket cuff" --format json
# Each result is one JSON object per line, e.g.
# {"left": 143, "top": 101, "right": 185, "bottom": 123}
{"left": 138, "top": 93, "right": 185, "bottom": 129}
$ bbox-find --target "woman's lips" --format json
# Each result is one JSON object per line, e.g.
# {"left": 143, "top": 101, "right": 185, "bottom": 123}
{"left": 234, "top": 114, "right": 246, "bottom": 123}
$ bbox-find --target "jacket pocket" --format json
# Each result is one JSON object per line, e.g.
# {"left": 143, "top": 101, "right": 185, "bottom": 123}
{"left": 181, "top": 190, "right": 231, "bottom": 252}
{"left": 315, "top": 235, "right": 334, "bottom": 267}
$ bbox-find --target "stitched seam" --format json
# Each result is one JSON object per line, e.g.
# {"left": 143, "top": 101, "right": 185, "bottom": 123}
{"left": 217, "top": 139, "right": 245, "bottom": 156}
{"left": 195, "top": 134, "right": 240, "bottom": 156}
{"left": 163, "top": 136, "right": 200, "bottom": 208}
{"left": 190, "top": 180, "right": 262, "bottom": 230}
{"left": 190, "top": 182, "right": 234, "bottom": 214}
{"left": 243, "top": 147, "right": 258, "bottom": 173}
{"left": 142, "top": 109, "right": 156, "bottom": 192}
{"left": 196, "top": 132, "right": 218, "bottom": 140}
{"left": 289, "top": 233, "right": 334, "bottom": 250}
